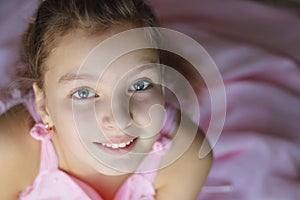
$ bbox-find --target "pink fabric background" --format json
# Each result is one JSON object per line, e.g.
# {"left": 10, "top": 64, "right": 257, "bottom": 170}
{"left": 1, "top": 0, "right": 299, "bottom": 199}
{"left": 150, "top": 0, "right": 300, "bottom": 199}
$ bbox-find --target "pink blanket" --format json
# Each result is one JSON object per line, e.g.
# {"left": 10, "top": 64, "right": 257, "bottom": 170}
{"left": 1, "top": 0, "right": 299, "bottom": 199}
{"left": 150, "top": 0, "right": 300, "bottom": 199}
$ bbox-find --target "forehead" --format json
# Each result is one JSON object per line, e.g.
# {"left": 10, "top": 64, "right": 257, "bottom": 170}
{"left": 44, "top": 27, "right": 159, "bottom": 83}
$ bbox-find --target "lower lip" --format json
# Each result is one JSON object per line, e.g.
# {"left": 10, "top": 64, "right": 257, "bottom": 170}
{"left": 93, "top": 138, "right": 138, "bottom": 155}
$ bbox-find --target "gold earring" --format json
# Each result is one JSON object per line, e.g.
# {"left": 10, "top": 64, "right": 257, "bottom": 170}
{"left": 45, "top": 123, "right": 52, "bottom": 131}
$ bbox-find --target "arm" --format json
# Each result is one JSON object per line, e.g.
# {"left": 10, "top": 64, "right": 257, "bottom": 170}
{"left": 154, "top": 113, "right": 213, "bottom": 200}
{"left": 0, "top": 106, "right": 21, "bottom": 199}
{"left": 0, "top": 105, "right": 39, "bottom": 200}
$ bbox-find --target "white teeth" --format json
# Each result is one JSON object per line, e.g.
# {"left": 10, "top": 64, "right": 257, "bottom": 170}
{"left": 105, "top": 143, "right": 112, "bottom": 148}
{"left": 101, "top": 139, "right": 135, "bottom": 149}
{"left": 118, "top": 143, "right": 126, "bottom": 148}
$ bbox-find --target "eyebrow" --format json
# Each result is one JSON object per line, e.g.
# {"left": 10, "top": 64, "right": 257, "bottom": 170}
{"left": 58, "top": 72, "right": 98, "bottom": 84}
{"left": 58, "top": 64, "right": 159, "bottom": 84}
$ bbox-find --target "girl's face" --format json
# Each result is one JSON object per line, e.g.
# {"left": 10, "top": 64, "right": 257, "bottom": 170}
{"left": 34, "top": 27, "right": 165, "bottom": 175}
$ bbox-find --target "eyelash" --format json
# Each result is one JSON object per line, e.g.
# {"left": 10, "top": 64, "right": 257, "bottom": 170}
{"left": 71, "top": 80, "right": 152, "bottom": 100}
{"left": 128, "top": 80, "right": 152, "bottom": 92}
{"left": 71, "top": 88, "right": 99, "bottom": 100}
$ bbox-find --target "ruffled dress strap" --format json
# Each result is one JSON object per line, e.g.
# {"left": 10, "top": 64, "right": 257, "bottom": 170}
{"left": 29, "top": 123, "right": 58, "bottom": 171}
{"left": 22, "top": 91, "right": 56, "bottom": 171}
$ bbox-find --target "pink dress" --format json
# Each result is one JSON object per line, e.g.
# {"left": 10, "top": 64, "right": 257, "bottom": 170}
{"left": 8, "top": 93, "right": 177, "bottom": 200}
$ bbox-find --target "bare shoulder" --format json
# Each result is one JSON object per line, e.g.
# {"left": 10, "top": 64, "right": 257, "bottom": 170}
{"left": 0, "top": 105, "right": 40, "bottom": 199}
{"left": 154, "top": 113, "right": 213, "bottom": 200}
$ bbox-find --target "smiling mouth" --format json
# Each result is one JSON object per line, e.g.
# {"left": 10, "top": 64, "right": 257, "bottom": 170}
{"left": 100, "top": 138, "right": 135, "bottom": 149}
{"left": 93, "top": 137, "right": 138, "bottom": 153}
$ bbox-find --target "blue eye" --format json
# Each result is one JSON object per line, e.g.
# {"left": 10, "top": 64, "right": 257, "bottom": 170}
{"left": 72, "top": 88, "right": 98, "bottom": 99}
{"left": 129, "top": 80, "right": 151, "bottom": 92}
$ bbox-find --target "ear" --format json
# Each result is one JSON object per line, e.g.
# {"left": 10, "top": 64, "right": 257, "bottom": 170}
{"left": 33, "top": 82, "right": 54, "bottom": 126}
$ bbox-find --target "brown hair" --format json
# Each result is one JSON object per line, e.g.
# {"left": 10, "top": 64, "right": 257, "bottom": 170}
{"left": 17, "top": 0, "right": 158, "bottom": 93}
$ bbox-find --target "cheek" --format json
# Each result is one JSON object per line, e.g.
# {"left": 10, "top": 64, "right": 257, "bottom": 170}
{"left": 129, "top": 87, "right": 164, "bottom": 125}
{"left": 46, "top": 97, "right": 100, "bottom": 163}
{"left": 44, "top": 88, "right": 85, "bottom": 143}
{"left": 50, "top": 102, "right": 100, "bottom": 141}
{"left": 47, "top": 99, "right": 75, "bottom": 139}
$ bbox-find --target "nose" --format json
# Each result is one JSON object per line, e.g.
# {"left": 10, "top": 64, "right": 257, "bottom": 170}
{"left": 101, "top": 115, "right": 117, "bottom": 130}
{"left": 100, "top": 113, "right": 133, "bottom": 132}
{"left": 98, "top": 100, "right": 132, "bottom": 131}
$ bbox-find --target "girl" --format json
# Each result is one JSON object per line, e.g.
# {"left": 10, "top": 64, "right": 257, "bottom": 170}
{"left": 0, "top": 0, "right": 212, "bottom": 199}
